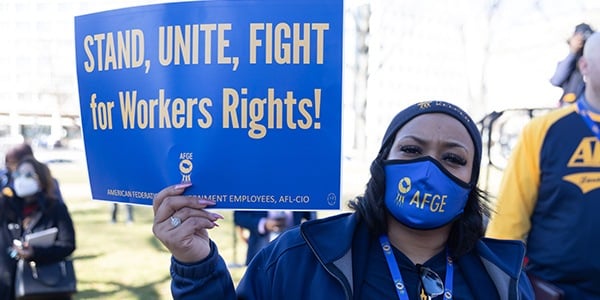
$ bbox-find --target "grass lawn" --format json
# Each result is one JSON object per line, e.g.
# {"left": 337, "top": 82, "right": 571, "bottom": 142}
{"left": 46, "top": 153, "right": 248, "bottom": 299}
{"left": 44, "top": 150, "right": 364, "bottom": 299}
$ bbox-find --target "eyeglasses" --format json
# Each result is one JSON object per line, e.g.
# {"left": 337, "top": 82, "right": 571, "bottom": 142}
{"left": 417, "top": 264, "right": 444, "bottom": 298}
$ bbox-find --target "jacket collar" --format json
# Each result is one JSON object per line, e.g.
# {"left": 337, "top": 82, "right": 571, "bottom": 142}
{"left": 300, "top": 212, "right": 357, "bottom": 264}
{"left": 477, "top": 237, "right": 527, "bottom": 279}
{"left": 299, "top": 213, "right": 529, "bottom": 299}
{"left": 302, "top": 213, "right": 526, "bottom": 274}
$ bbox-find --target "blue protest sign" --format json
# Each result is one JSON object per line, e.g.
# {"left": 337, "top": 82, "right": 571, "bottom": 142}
{"left": 75, "top": 0, "right": 343, "bottom": 210}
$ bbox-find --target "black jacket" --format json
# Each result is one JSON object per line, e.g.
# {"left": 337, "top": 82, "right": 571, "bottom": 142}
{"left": 0, "top": 191, "right": 76, "bottom": 300}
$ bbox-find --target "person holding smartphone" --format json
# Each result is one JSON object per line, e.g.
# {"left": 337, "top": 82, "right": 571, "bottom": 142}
{"left": 550, "top": 23, "right": 595, "bottom": 106}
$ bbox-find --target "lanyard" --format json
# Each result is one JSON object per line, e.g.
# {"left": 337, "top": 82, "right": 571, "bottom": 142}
{"left": 577, "top": 98, "right": 600, "bottom": 139}
{"left": 379, "top": 235, "right": 453, "bottom": 300}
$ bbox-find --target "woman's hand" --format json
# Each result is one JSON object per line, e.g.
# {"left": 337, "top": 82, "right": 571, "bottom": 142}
{"left": 12, "top": 240, "right": 33, "bottom": 260}
{"left": 152, "top": 182, "right": 223, "bottom": 263}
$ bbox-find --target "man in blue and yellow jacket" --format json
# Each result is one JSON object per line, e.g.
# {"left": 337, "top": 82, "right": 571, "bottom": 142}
{"left": 487, "top": 32, "right": 600, "bottom": 298}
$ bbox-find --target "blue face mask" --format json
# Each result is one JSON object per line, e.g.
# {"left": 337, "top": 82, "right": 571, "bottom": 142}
{"left": 384, "top": 157, "right": 472, "bottom": 230}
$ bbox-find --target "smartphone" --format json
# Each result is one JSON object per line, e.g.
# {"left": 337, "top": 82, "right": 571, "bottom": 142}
{"left": 12, "top": 239, "right": 23, "bottom": 249}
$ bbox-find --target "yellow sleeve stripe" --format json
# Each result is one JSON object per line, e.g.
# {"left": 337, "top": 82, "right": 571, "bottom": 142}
{"left": 485, "top": 106, "right": 574, "bottom": 241}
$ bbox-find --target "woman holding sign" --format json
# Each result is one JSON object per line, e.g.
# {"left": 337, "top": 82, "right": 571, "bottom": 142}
{"left": 152, "top": 101, "right": 534, "bottom": 299}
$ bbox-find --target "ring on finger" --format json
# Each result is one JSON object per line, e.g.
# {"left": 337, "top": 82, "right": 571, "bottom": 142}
{"left": 170, "top": 216, "right": 182, "bottom": 228}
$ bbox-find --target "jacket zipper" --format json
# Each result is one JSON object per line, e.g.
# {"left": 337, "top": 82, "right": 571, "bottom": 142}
{"left": 301, "top": 229, "right": 352, "bottom": 300}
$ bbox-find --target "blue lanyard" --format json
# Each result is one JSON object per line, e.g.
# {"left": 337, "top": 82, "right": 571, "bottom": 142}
{"left": 379, "top": 235, "right": 453, "bottom": 300}
{"left": 577, "top": 98, "right": 600, "bottom": 139}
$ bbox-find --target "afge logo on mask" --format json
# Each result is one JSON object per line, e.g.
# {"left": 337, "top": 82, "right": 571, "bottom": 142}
{"left": 384, "top": 158, "right": 471, "bottom": 230}
{"left": 394, "top": 177, "right": 447, "bottom": 213}
{"left": 397, "top": 177, "right": 411, "bottom": 194}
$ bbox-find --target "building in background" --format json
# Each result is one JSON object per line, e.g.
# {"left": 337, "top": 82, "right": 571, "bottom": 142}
{"left": 0, "top": 0, "right": 170, "bottom": 154}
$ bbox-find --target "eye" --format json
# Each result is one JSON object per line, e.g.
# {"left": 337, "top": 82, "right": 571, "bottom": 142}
{"left": 442, "top": 153, "right": 467, "bottom": 166}
{"left": 399, "top": 145, "right": 422, "bottom": 156}
{"left": 12, "top": 171, "right": 37, "bottom": 179}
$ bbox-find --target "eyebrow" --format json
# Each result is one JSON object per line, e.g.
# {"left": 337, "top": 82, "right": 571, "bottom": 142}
{"left": 398, "top": 135, "right": 470, "bottom": 152}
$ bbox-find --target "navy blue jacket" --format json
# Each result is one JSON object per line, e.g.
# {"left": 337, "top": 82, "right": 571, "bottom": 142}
{"left": 170, "top": 213, "right": 534, "bottom": 299}
{"left": 233, "top": 210, "right": 316, "bottom": 265}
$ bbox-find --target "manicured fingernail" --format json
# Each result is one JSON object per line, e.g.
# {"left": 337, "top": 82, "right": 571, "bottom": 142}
{"left": 198, "top": 198, "right": 216, "bottom": 205}
{"left": 210, "top": 212, "right": 224, "bottom": 220}
{"left": 174, "top": 182, "right": 192, "bottom": 190}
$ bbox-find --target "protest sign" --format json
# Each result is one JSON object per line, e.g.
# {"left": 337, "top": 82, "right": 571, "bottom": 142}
{"left": 75, "top": 0, "right": 343, "bottom": 210}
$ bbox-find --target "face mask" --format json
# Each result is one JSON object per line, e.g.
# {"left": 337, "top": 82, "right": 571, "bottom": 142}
{"left": 384, "top": 157, "right": 472, "bottom": 230}
{"left": 13, "top": 176, "right": 40, "bottom": 198}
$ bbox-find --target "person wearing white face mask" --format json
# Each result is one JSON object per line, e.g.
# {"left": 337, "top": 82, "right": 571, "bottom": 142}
{"left": 0, "top": 156, "right": 76, "bottom": 300}
{"left": 13, "top": 170, "right": 41, "bottom": 199}
{"left": 1, "top": 143, "right": 65, "bottom": 203}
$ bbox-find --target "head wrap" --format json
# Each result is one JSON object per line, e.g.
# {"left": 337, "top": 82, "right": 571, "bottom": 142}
{"left": 379, "top": 101, "right": 482, "bottom": 185}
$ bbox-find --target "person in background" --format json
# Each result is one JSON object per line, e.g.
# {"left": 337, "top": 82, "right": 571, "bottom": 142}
{"left": 152, "top": 100, "right": 534, "bottom": 299}
{"left": 0, "top": 155, "right": 76, "bottom": 300}
{"left": 110, "top": 203, "right": 134, "bottom": 224}
{"left": 1, "top": 144, "right": 36, "bottom": 189}
{"left": 1, "top": 143, "right": 64, "bottom": 202}
{"left": 233, "top": 210, "right": 316, "bottom": 265}
{"left": 487, "top": 33, "right": 600, "bottom": 298}
{"left": 550, "top": 23, "right": 595, "bottom": 106}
